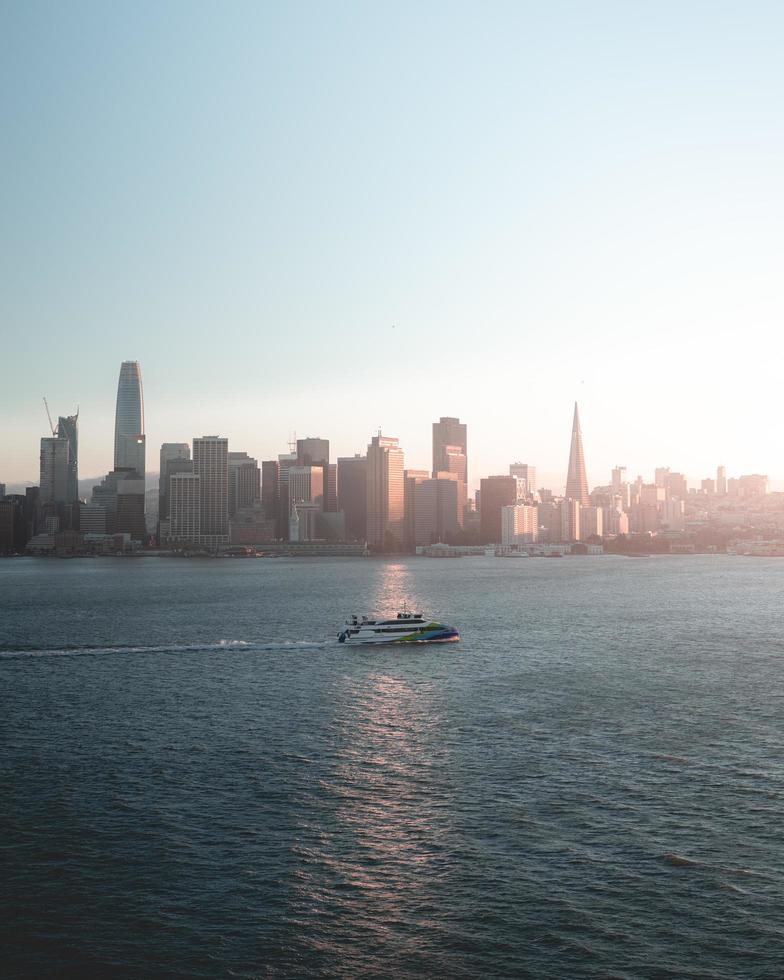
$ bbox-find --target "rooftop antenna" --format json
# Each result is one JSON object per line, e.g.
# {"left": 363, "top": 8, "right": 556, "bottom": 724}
{"left": 43, "top": 397, "right": 57, "bottom": 436}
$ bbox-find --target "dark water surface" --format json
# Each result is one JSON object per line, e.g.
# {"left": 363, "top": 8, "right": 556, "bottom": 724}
{"left": 2, "top": 555, "right": 783, "bottom": 978}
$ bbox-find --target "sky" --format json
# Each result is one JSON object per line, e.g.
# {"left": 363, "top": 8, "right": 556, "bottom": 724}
{"left": 2, "top": 1, "right": 783, "bottom": 492}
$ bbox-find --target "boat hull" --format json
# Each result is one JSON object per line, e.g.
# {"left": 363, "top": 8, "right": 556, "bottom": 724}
{"left": 338, "top": 625, "right": 459, "bottom": 645}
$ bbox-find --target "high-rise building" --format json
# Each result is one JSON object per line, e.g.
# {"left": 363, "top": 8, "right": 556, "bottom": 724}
{"left": 0, "top": 484, "right": 6, "bottom": 499}
{"left": 404, "top": 469, "right": 430, "bottom": 548}
{"left": 716, "top": 465, "right": 727, "bottom": 495}
{"left": 57, "top": 413, "right": 79, "bottom": 503}
{"left": 114, "top": 361, "right": 145, "bottom": 478}
{"left": 193, "top": 436, "right": 228, "bottom": 539}
{"left": 565, "top": 403, "right": 589, "bottom": 505}
{"left": 288, "top": 465, "right": 325, "bottom": 510}
{"left": 337, "top": 454, "right": 367, "bottom": 541}
{"left": 560, "top": 497, "right": 581, "bottom": 542}
{"left": 158, "top": 443, "right": 191, "bottom": 535}
{"left": 296, "top": 438, "right": 329, "bottom": 466}
{"left": 413, "top": 473, "right": 458, "bottom": 546}
{"left": 115, "top": 476, "right": 146, "bottom": 541}
{"left": 611, "top": 466, "right": 627, "bottom": 493}
{"left": 433, "top": 417, "right": 467, "bottom": 484}
{"left": 509, "top": 463, "right": 536, "bottom": 497}
{"left": 366, "top": 434, "right": 405, "bottom": 549}
{"left": 39, "top": 437, "right": 70, "bottom": 507}
{"left": 479, "top": 475, "right": 522, "bottom": 544}
{"left": 261, "top": 460, "right": 280, "bottom": 525}
{"left": 168, "top": 472, "right": 201, "bottom": 541}
{"left": 228, "top": 452, "right": 261, "bottom": 517}
{"left": 296, "top": 438, "right": 332, "bottom": 510}
{"left": 501, "top": 504, "right": 538, "bottom": 545}
{"left": 276, "top": 452, "right": 298, "bottom": 540}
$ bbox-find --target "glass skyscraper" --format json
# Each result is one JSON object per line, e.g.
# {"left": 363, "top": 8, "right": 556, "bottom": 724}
{"left": 114, "top": 361, "right": 145, "bottom": 478}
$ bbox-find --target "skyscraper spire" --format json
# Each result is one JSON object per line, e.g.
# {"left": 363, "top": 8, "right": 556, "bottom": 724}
{"left": 565, "top": 402, "right": 589, "bottom": 505}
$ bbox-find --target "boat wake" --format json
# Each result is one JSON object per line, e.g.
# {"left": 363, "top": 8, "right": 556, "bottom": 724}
{"left": 0, "top": 639, "right": 333, "bottom": 659}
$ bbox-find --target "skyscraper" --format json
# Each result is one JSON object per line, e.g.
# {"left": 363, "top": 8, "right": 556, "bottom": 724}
{"left": 297, "top": 437, "right": 332, "bottom": 510}
{"left": 433, "top": 417, "right": 467, "bottom": 482}
{"left": 337, "top": 454, "right": 367, "bottom": 541}
{"left": 565, "top": 402, "right": 589, "bottom": 505}
{"left": 366, "top": 434, "right": 405, "bottom": 549}
{"left": 716, "top": 465, "right": 727, "bottom": 495}
{"left": 193, "top": 436, "right": 228, "bottom": 539}
{"left": 479, "top": 475, "right": 522, "bottom": 544}
{"left": 228, "top": 452, "right": 261, "bottom": 517}
{"left": 509, "top": 463, "right": 536, "bottom": 496}
{"left": 114, "top": 361, "right": 145, "bottom": 478}
{"left": 57, "top": 413, "right": 79, "bottom": 503}
{"left": 158, "top": 443, "right": 192, "bottom": 540}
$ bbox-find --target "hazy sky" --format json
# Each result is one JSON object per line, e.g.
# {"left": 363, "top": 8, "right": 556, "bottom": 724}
{"left": 2, "top": 1, "right": 783, "bottom": 490}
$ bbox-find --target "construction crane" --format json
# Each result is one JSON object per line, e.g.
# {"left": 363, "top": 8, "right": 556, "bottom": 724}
{"left": 43, "top": 397, "right": 57, "bottom": 436}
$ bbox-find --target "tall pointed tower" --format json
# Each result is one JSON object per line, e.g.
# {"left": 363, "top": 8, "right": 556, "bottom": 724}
{"left": 565, "top": 402, "right": 589, "bottom": 505}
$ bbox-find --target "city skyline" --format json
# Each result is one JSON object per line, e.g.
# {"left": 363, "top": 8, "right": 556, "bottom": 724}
{"left": 3, "top": 4, "right": 784, "bottom": 487}
{"left": 3, "top": 361, "right": 781, "bottom": 493}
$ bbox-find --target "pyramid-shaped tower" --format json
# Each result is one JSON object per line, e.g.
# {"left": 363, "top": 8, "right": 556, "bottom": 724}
{"left": 565, "top": 402, "right": 589, "bottom": 505}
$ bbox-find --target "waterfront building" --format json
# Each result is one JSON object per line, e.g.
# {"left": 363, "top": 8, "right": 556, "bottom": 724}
{"left": 501, "top": 503, "right": 538, "bottom": 546}
{"left": 479, "top": 475, "right": 523, "bottom": 544}
{"left": 366, "top": 434, "right": 405, "bottom": 549}
{"left": 261, "top": 460, "right": 280, "bottom": 526}
{"left": 413, "top": 473, "right": 459, "bottom": 546}
{"left": 79, "top": 503, "right": 107, "bottom": 535}
{"left": 565, "top": 403, "right": 589, "bottom": 505}
{"left": 115, "top": 476, "right": 146, "bottom": 541}
{"left": 114, "top": 361, "right": 145, "bottom": 478}
{"left": 337, "top": 454, "right": 367, "bottom": 541}
{"left": 276, "top": 452, "right": 298, "bottom": 540}
{"left": 193, "top": 436, "right": 228, "bottom": 538}
{"left": 560, "top": 497, "right": 581, "bottom": 542}
{"left": 580, "top": 505, "right": 604, "bottom": 540}
{"left": 660, "top": 498, "right": 685, "bottom": 532}
{"left": 228, "top": 452, "right": 261, "bottom": 517}
{"left": 158, "top": 443, "right": 191, "bottom": 536}
{"left": 168, "top": 472, "right": 201, "bottom": 540}
{"left": 404, "top": 469, "right": 430, "bottom": 548}
{"left": 289, "top": 501, "right": 320, "bottom": 542}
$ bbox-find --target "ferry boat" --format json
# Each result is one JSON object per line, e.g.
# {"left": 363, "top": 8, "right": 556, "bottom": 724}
{"left": 337, "top": 609, "right": 459, "bottom": 645}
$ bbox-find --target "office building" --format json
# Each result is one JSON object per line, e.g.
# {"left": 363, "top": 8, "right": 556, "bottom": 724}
{"left": 288, "top": 465, "right": 325, "bottom": 510}
{"left": 168, "top": 472, "right": 201, "bottom": 541}
{"left": 261, "top": 460, "right": 280, "bottom": 525}
{"left": 404, "top": 469, "right": 429, "bottom": 548}
{"left": 158, "top": 443, "right": 191, "bottom": 536}
{"left": 413, "top": 473, "right": 458, "bottom": 546}
{"left": 479, "top": 475, "right": 522, "bottom": 544}
{"left": 501, "top": 503, "right": 538, "bottom": 546}
{"left": 193, "top": 436, "right": 228, "bottom": 538}
{"left": 114, "top": 361, "right": 145, "bottom": 478}
{"left": 39, "top": 437, "right": 70, "bottom": 507}
{"left": 560, "top": 497, "right": 581, "bottom": 542}
{"left": 57, "top": 413, "right": 79, "bottom": 503}
{"left": 228, "top": 452, "right": 261, "bottom": 517}
{"left": 509, "top": 463, "right": 536, "bottom": 497}
{"left": 433, "top": 417, "right": 467, "bottom": 484}
{"left": 337, "top": 455, "right": 367, "bottom": 541}
{"left": 366, "top": 434, "right": 405, "bottom": 549}
{"left": 276, "top": 452, "right": 298, "bottom": 540}
{"left": 297, "top": 437, "right": 333, "bottom": 511}
{"left": 580, "top": 505, "right": 603, "bottom": 540}
{"left": 115, "top": 478, "right": 146, "bottom": 541}
{"left": 716, "top": 465, "right": 727, "bottom": 495}
{"left": 565, "top": 403, "right": 589, "bottom": 505}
